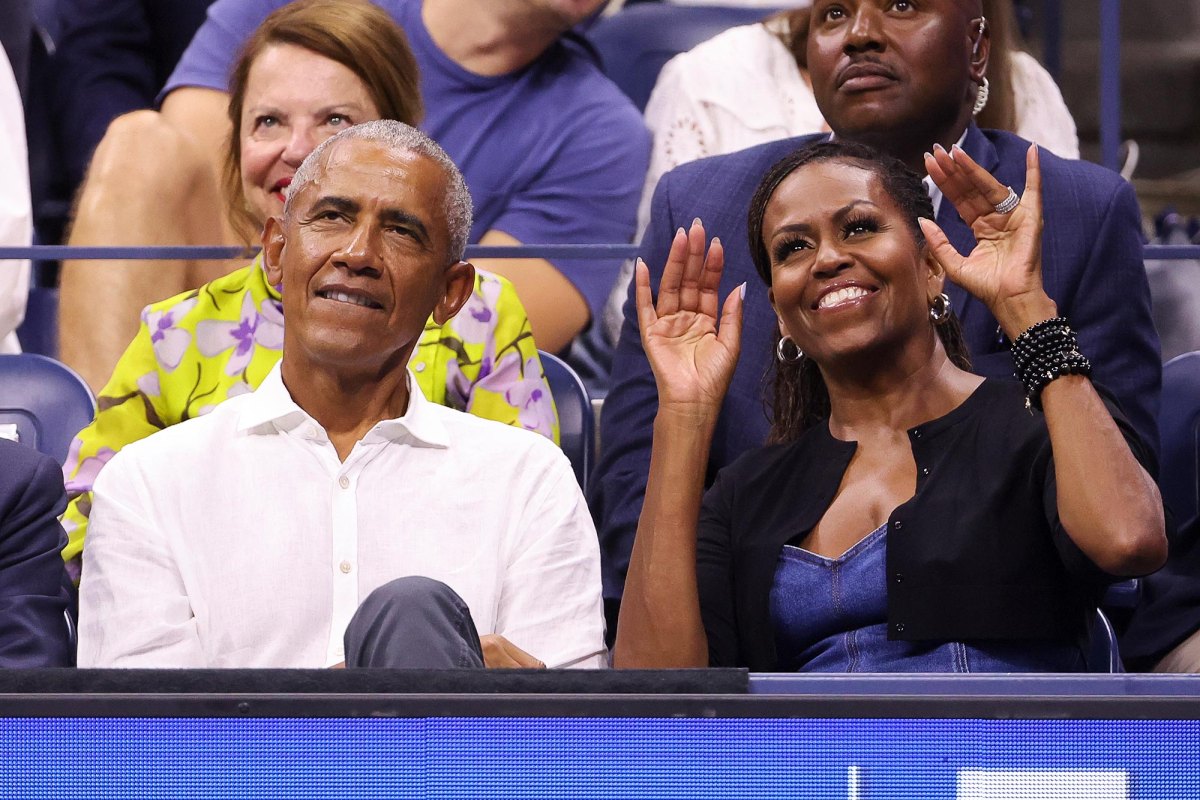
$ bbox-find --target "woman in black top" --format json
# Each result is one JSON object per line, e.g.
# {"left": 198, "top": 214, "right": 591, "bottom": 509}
{"left": 613, "top": 140, "right": 1167, "bottom": 671}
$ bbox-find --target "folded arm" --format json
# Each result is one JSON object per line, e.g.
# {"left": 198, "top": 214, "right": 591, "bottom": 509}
{"left": 77, "top": 462, "right": 205, "bottom": 667}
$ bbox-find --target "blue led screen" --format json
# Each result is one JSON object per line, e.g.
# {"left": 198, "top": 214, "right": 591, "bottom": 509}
{"left": 3, "top": 717, "right": 1199, "bottom": 799}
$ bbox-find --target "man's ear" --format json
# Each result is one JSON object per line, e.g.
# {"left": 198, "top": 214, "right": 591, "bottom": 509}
{"left": 432, "top": 261, "right": 476, "bottom": 325}
{"left": 969, "top": 17, "right": 990, "bottom": 85}
{"left": 262, "top": 216, "right": 287, "bottom": 287}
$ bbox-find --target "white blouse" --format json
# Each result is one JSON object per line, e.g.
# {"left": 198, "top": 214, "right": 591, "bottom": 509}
{"left": 0, "top": 49, "right": 30, "bottom": 355}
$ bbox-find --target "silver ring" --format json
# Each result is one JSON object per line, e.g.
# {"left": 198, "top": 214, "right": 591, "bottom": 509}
{"left": 993, "top": 187, "right": 1020, "bottom": 215}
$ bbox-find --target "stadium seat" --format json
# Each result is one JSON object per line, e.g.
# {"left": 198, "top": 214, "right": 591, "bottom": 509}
{"left": 587, "top": 4, "right": 783, "bottom": 111}
{"left": 1086, "top": 608, "right": 1124, "bottom": 673}
{"left": 541, "top": 350, "right": 594, "bottom": 489}
{"left": 15, "top": 285, "right": 59, "bottom": 357}
{"left": 0, "top": 353, "right": 94, "bottom": 463}
{"left": 1160, "top": 351, "right": 1200, "bottom": 525}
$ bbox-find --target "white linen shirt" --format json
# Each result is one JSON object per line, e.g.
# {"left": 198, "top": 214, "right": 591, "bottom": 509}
{"left": 78, "top": 364, "right": 606, "bottom": 669}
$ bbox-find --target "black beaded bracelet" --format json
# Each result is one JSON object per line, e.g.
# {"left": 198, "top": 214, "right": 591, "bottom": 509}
{"left": 1010, "top": 316, "right": 1092, "bottom": 410}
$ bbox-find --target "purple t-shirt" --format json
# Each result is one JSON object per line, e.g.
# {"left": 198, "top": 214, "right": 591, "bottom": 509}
{"left": 164, "top": 0, "right": 649, "bottom": 320}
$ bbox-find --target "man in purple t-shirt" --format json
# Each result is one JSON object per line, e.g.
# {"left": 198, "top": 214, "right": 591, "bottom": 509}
{"left": 60, "top": 0, "right": 649, "bottom": 389}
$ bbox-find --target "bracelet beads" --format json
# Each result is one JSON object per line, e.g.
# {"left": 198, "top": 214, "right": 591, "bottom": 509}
{"left": 1010, "top": 317, "right": 1092, "bottom": 411}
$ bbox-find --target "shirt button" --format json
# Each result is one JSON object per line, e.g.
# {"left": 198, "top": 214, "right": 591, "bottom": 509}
{"left": 413, "top": 362, "right": 426, "bottom": 373}
{"left": 307, "top": 425, "right": 318, "bottom": 438}
{"left": 912, "top": 428, "right": 922, "bottom": 439}
{"left": 894, "top": 573, "right": 904, "bottom": 584}
{"left": 339, "top": 561, "right": 352, "bottom": 574}
{"left": 338, "top": 476, "right": 350, "bottom": 489}
{"left": 921, "top": 467, "right": 930, "bottom": 476}
{"left": 893, "top": 520, "right": 903, "bottom": 530}
{"left": 894, "top": 622, "right": 906, "bottom": 633}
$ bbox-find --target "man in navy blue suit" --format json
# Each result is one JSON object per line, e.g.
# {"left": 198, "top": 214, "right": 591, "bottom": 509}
{"left": 591, "top": 0, "right": 1161, "bottom": 611}
{"left": 0, "top": 439, "right": 73, "bottom": 667}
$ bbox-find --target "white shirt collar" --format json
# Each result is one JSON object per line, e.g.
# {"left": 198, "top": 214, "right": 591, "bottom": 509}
{"left": 921, "top": 128, "right": 970, "bottom": 219}
{"left": 236, "top": 362, "right": 450, "bottom": 448}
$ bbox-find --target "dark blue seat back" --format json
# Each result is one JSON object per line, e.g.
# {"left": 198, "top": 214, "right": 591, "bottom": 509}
{"left": 16, "top": 285, "right": 59, "bottom": 357}
{"left": 0, "top": 353, "right": 94, "bottom": 463}
{"left": 540, "top": 351, "right": 593, "bottom": 489}
{"left": 1160, "top": 351, "right": 1200, "bottom": 524}
{"left": 1085, "top": 608, "right": 1124, "bottom": 673}
{"left": 586, "top": 4, "right": 783, "bottom": 111}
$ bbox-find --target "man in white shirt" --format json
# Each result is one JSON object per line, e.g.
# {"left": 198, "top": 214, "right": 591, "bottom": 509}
{"left": 78, "top": 120, "right": 606, "bottom": 669}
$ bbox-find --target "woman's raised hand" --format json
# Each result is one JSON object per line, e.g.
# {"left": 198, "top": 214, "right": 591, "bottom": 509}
{"left": 635, "top": 219, "right": 744, "bottom": 412}
{"left": 920, "top": 143, "right": 1058, "bottom": 338}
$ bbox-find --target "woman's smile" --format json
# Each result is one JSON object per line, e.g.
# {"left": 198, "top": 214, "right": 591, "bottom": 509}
{"left": 813, "top": 281, "right": 879, "bottom": 311}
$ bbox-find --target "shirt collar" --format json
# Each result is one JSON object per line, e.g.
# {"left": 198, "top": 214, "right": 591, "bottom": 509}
{"left": 236, "top": 362, "right": 450, "bottom": 448}
{"left": 921, "top": 128, "right": 970, "bottom": 218}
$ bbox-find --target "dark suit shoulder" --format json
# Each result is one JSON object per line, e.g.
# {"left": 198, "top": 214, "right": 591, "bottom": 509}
{"left": 983, "top": 129, "right": 1131, "bottom": 206}
{"left": 664, "top": 134, "right": 826, "bottom": 192}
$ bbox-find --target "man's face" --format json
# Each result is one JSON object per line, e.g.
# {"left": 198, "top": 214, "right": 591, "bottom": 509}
{"left": 807, "top": 0, "right": 984, "bottom": 146}
{"left": 263, "top": 138, "right": 473, "bottom": 376}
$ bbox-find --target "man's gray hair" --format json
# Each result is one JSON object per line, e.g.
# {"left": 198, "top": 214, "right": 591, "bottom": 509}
{"left": 285, "top": 120, "right": 474, "bottom": 261}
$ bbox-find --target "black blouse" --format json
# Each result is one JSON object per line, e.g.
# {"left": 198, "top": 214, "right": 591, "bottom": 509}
{"left": 696, "top": 378, "right": 1152, "bottom": 671}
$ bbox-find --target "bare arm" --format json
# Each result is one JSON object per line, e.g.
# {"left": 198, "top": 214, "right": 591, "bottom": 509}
{"left": 922, "top": 144, "right": 1167, "bottom": 576}
{"left": 474, "top": 230, "right": 589, "bottom": 353}
{"left": 612, "top": 221, "right": 743, "bottom": 668}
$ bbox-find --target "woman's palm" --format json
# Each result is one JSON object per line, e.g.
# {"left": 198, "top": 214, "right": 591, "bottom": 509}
{"left": 635, "top": 223, "right": 744, "bottom": 410}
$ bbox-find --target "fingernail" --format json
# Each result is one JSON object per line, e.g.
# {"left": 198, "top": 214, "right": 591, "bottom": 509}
{"left": 924, "top": 151, "right": 933, "bottom": 161}
{"left": 675, "top": 227, "right": 686, "bottom": 238}
{"left": 933, "top": 143, "right": 945, "bottom": 153}
{"left": 692, "top": 217, "right": 702, "bottom": 227}
{"left": 738, "top": 281, "right": 747, "bottom": 299}
{"left": 712, "top": 236, "right": 721, "bottom": 247}
{"left": 951, "top": 144, "right": 965, "bottom": 157}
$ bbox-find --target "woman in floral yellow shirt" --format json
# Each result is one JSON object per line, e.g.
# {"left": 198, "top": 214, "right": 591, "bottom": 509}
{"left": 61, "top": 0, "right": 556, "bottom": 577}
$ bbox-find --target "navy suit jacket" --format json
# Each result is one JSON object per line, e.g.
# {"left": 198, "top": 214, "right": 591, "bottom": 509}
{"left": 52, "top": 0, "right": 215, "bottom": 188}
{"left": 591, "top": 126, "right": 1162, "bottom": 601}
{"left": 0, "top": 439, "right": 73, "bottom": 667}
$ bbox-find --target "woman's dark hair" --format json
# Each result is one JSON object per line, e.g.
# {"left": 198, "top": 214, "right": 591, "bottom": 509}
{"left": 779, "top": 0, "right": 1018, "bottom": 133}
{"left": 746, "top": 140, "right": 972, "bottom": 444}
{"left": 223, "top": 0, "right": 424, "bottom": 239}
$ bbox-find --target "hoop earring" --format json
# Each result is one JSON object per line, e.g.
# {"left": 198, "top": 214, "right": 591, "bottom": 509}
{"left": 776, "top": 336, "right": 804, "bottom": 363}
{"left": 930, "top": 292, "right": 952, "bottom": 325}
{"left": 973, "top": 76, "right": 990, "bottom": 116}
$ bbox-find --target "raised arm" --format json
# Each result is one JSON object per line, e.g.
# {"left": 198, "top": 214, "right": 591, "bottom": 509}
{"left": 921, "top": 143, "right": 1167, "bottom": 576}
{"left": 612, "top": 221, "right": 743, "bottom": 668}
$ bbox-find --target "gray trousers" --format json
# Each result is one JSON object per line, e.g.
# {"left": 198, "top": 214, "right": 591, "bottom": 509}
{"left": 343, "top": 576, "right": 485, "bottom": 669}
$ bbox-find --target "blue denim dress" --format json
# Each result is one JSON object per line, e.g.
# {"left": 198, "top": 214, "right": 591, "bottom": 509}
{"left": 769, "top": 524, "right": 1086, "bottom": 672}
